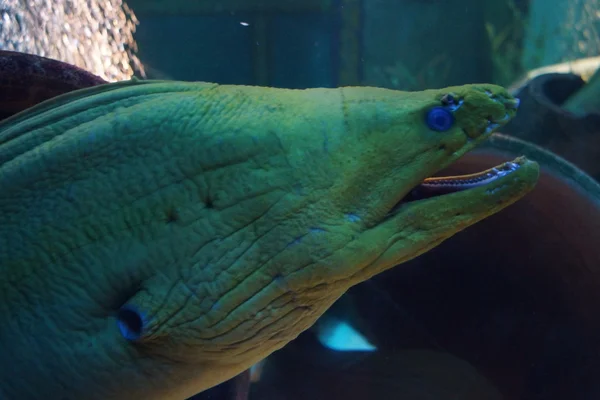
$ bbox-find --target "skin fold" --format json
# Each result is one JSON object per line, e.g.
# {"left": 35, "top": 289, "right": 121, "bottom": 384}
{"left": 0, "top": 80, "right": 538, "bottom": 399}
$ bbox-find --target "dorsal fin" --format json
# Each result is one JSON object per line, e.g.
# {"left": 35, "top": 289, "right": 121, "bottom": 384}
{"left": 0, "top": 79, "right": 217, "bottom": 168}
{"left": 0, "top": 78, "right": 162, "bottom": 130}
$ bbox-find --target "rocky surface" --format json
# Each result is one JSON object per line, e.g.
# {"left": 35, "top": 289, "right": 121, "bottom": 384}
{"left": 0, "top": 0, "right": 142, "bottom": 81}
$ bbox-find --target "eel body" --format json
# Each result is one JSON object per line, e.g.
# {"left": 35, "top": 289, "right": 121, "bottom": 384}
{"left": 0, "top": 80, "right": 538, "bottom": 399}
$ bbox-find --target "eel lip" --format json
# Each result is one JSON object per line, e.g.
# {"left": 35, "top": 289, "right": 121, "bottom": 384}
{"left": 395, "top": 157, "right": 529, "bottom": 207}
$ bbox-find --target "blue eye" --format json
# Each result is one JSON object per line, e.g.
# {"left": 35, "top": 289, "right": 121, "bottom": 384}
{"left": 426, "top": 106, "right": 455, "bottom": 132}
{"left": 117, "top": 305, "right": 145, "bottom": 341}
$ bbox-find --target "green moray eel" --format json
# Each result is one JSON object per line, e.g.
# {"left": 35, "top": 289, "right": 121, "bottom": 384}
{"left": 0, "top": 80, "right": 538, "bottom": 399}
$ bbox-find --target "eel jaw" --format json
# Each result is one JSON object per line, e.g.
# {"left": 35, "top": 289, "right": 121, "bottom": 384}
{"left": 401, "top": 159, "right": 524, "bottom": 203}
{"left": 388, "top": 156, "right": 538, "bottom": 216}
{"left": 334, "top": 155, "right": 538, "bottom": 289}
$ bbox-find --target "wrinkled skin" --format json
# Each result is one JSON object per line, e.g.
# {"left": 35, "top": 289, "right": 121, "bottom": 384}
{"left": 0, "top": 80, "right": 538, "bottom": 399}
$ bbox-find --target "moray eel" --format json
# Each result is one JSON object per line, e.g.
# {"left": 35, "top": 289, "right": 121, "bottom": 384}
{"left": 0, "top": 50, "right": 107, "bottom": 120}
{"left": 0, "top": 80, "right": 538, "bottom": 399}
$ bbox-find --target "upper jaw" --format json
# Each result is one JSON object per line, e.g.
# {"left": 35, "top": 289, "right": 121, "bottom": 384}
{"left": 448, "top": 87, "right": 520, "bottom": 139}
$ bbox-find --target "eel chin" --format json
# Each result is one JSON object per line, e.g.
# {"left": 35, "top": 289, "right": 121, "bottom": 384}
{"left": 401, "top": 159, "right": 525, "bottom": 203}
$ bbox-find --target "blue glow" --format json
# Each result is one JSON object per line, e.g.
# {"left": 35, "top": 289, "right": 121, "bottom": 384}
{"left": 210, "top": 301, "right": 221, "bottom": 311}
{"left": 316, "top": 319, "right": 377, "bottom": 352}
{"left": 286, "top": 237, "right": 303, "bottom": 248}
{"left": 426, "top": 106, "right": 455, "bottom": 132}
{"left": 345, "top": 213, "right": 361, "bottom": 222}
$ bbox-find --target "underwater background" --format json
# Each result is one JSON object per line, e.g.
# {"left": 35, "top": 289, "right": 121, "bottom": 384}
{"left": 1, "top": 0, "right": 600, "bottom": 399}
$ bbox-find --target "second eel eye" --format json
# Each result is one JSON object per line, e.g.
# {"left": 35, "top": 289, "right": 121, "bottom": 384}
{"left": 426, "top": 106, "right": 455, "bottom": 132}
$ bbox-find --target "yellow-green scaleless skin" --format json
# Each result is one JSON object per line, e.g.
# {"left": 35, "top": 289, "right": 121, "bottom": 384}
{"left": 0, "top": 80, "right": 538, "bottom": 399}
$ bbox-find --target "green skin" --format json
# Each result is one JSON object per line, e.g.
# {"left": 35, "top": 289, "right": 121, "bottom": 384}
{"left": 0, "top": 80, "right": 538, "bottom": 399}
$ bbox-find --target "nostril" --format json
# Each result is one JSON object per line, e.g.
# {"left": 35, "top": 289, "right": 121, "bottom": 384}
{"left": 505, "top": 97, "right": 520, "bottom": 110}
{"left": 117, "top": 305, "right": 145, "bottom": 341}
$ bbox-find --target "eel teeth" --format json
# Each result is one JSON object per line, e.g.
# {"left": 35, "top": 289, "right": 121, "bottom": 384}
{"left": 399, "top": 160, "right": 522, "bottom": 203}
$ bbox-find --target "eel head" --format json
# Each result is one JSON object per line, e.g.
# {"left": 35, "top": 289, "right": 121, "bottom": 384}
{"left": 323, "top": 84, "right": 538, "bottom": 282}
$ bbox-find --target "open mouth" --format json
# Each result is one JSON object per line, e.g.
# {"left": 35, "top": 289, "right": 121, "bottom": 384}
{"left": 391, "top": 156, "right": 527, "bottom": 211}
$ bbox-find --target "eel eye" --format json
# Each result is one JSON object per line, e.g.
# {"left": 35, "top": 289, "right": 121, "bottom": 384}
{"left": 117, "top": 305, "right": 145, "bottom": 341}
{"left": 426, "top": 106, "right": 455, "bottom": 132}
